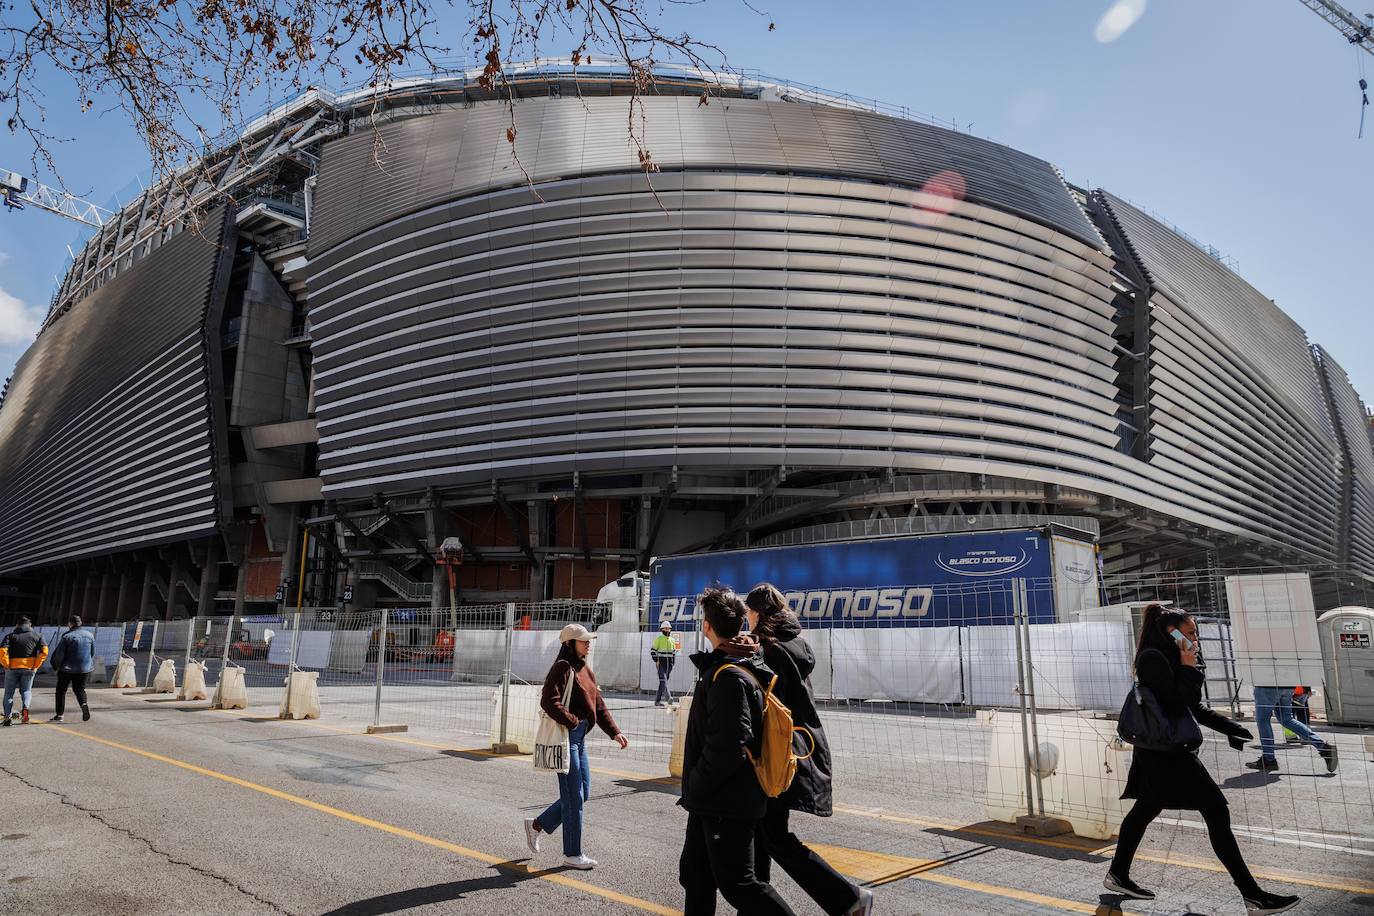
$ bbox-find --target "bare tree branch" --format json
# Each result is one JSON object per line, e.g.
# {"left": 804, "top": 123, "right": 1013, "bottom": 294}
{"left": 1, "top": 0, "right": 770, "bottom": 198}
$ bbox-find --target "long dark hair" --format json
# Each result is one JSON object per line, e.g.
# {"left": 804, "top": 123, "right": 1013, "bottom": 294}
{"left": 745, "top": 582, "right": 791, "bottom": 644}
{"left": 1136, "top": 602, "right": 1192, "bottom": 661}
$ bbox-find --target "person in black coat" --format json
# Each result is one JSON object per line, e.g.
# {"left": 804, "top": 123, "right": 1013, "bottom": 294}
{"left": 745, "top": 584, "right": 873, "bottom": 916}
{"left": 1106, "top": 603, "right": 1301, "bottom": 916}
{"left": 678, "top": 585, "right": 795, "bottom": 916}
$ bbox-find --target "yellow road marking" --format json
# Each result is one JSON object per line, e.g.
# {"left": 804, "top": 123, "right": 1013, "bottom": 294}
{"left": 832, "top": 805, "right": 1374, "bottom": 896}
{"left": 44, "top": 724, "right": 680, "bottom": 916}
{"left": 811, "top": 843, "right": 1100, "bottom": 913}
{"left": 146, "top": 698, "right": 1374, "bottom": 897}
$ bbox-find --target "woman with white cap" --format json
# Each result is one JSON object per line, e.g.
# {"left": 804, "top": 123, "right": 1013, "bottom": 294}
{"left": 524, "top": 622, "right": 629, "bottom": 869}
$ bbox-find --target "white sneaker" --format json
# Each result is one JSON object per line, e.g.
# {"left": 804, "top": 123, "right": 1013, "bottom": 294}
{"left": 523, "top": 818, "right": 541, "bottom": 855}
{"left": 562, "top": 855, "right": 597, "bottom": 870}
{"left": 849, "top": 887, "right": 875, "bottom": 915}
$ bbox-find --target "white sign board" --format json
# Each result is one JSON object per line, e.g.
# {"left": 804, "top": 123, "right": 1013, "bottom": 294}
{"left": 1051, "top": 535, "right": 1100, "bottom": 619}
{"left": 1225, "top": 573, "right": 1325, "bottom": 690}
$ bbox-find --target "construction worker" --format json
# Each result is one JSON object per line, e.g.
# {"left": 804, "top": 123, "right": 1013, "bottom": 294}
{"left": 651, "top": 620, "right": 679, "bottom": 706}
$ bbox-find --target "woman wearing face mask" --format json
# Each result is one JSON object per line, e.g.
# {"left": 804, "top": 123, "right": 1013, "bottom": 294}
{"left": 1105, "top": 603, "right": 1300, "bottom": 916}
{"left": 523, "top": 623, "right": 629, "bottom": 870}
{"left": 744, "top": 584, "right": 875, "bottom": 916}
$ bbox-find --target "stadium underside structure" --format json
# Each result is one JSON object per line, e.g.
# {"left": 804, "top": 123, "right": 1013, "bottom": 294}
{"left": 1, "top": 62, "right": 1371, "bottom": 621}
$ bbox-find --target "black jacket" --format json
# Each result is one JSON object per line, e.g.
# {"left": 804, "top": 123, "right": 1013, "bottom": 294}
{"left": 1122, "top": 639, "right": 1249, "bottom": 810}
{"left": 756, "top": 612, "right": 833, "bottom": 817}
{"left": 678, "top": 637, "right": 774, "bottom": 820}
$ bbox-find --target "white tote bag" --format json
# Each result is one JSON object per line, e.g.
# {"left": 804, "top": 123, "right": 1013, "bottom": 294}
{"left": 533, "top": 664, "right": 577, "bottom": 773}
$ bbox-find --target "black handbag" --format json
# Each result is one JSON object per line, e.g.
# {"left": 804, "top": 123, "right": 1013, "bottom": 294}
{"left": 1117, "top": 655, "right": 1204, "bottom": 752}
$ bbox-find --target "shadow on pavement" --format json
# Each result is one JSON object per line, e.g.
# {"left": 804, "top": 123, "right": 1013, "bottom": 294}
{"left": 1219, "top": 771, "right": 1281, "bottom": 790}
{"left": 924, "top": 820, "right": 1108, "bottom": 864}
{"left": 319, "top": 860, "right": 557, "bottom": 915}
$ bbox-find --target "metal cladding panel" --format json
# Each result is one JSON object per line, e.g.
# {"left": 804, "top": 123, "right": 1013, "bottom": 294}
{"left": 307, "top": 158, "right": 1131, "bottom": 502}
{"left": 1098, "top": 192, "right": 1332, "bottom": 438}
{"left": 1315, "top": 347, "right": 1374, "bottom": 569}
{"left": 307, "top": 95, "right": 1103, "bottom": 260}
{"left": 0, "top": 209, "right": 232, "bottom": 573}
{"left": 1143, "top": 300, "right": 1339, "bottom": 561}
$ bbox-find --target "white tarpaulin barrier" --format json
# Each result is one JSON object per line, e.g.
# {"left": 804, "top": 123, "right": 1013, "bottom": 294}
{"left": 1021, "top": 622, "right": 1134, "bottom": 711}
{"left": 328, "top": 632, "right": 368, "bottom": 674}
{"left": 964, "top": 626, "right": 1021, "bottom": 708}
{"left": 266, "top": 631, "right": 332, "bottom": 669}
{"left": 831, "top": 627, "right": 962, "bottom": 703}
{"left": 448, "top": 621, "right": 1135, "bottom": 709}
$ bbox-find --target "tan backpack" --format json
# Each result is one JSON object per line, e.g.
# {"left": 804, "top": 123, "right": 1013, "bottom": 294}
{"left": 713, "top": 663, "right": 815, "bottom": 797}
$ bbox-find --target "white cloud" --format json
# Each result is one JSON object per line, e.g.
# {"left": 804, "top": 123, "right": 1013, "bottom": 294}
{"left": 0, "top": 286, "right": 43, "bottom": 345}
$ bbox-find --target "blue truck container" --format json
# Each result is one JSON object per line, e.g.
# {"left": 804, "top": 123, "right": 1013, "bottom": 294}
{"left": 649, "top": 528, "right": 1096, "bottom": 629}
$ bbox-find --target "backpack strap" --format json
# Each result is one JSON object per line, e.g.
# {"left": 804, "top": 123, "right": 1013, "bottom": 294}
{"left": 712, "top": 662, "right": 777, "bottom": 697}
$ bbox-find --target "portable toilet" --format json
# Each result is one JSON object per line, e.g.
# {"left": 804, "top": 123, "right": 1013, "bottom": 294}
{"left": 1316, "top": 607, "right": 1374, "bottom": 727}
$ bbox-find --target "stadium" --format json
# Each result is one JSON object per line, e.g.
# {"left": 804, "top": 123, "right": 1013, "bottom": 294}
{"left": 1, "top": 60, "right": 1372, "bottom": 622}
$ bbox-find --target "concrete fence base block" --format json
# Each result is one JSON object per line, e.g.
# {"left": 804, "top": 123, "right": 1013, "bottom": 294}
{"left": 1016, "top": 814, "right": 1073, "bottom": 838}
{"left": 211, "top": 667, "right": 248, "bottom": 710}
{"left": 366, "top": 724, "right": 409, "bottom": 735}
{"left": 151, "top": 659, "right": 177, "bottom": 694}
{"left": 110, "top": 657, "right": 139, "bottom": 688}
{"left": 668, "top": 697, "right": 693, "bottom": 779}
{"left": 178, "top": 661, "right": 208, "bottom": 701}
{"left": 88, "top": 657, "right": 110, "bottom": 686}
{"left": 490, "top": 742, "right": 521, "bottom": 755}
{"left": 488, "top": 684, "right": 540, "bottom": 754}
{"left": 279, "top": 671, "right": 321, "bottom": 720}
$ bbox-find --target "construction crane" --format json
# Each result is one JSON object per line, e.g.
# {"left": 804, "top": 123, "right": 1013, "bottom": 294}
{"left": 1, "top": 169, "right": 112, "bottom": 227}
{"left": 1298, "top": 1, "right": 1374, "bottom": 134}
{"left": 1299, "top": 1, "right": 1374, "bottom": 53}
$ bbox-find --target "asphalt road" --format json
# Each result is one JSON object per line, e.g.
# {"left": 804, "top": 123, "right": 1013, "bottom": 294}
{"left": 0, "top": 679, "right": 1371, "bottom": 916}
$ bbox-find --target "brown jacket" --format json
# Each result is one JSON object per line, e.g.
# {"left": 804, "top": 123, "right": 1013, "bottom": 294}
{"left": 540, "top": 643, "right": 621, "bottom": 739}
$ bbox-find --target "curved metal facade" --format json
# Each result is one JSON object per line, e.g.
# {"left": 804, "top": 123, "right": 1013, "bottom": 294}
{"left": 302, "top": 94, "right": 1372, "bottom": 572}
{"left": 0, "top": 210, "right": 234, "bottom": 573}
{"left": 1096, "top": 194, "right": 1342, "bottom": 562}
{"left": 1315, "top": 346, "right": 1374, "bottom": 571}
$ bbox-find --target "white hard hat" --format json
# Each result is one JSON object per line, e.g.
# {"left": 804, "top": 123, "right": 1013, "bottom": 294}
{"left": 660, "top": 620, "right": 672, "bottom": 631}
{"left": 559, "top": 623, "right": 597, "bottom": 643}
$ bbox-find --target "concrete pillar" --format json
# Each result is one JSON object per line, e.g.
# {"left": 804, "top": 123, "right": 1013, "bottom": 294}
{"left": 233, "top": 559, "right": 249, "bottom": 618}
{"left": 64, "top": 571, "right": 79, "bottom": 619}
{"left": 167, "top": 557, "right": 183, "bottom": 620}
{"left": 528, "top": 501, "right": 546, "bottom": 602}
{"left": 81, "top": 570, "right": 98, "bottom": 620}
{"left": 425, "top": 507, "right": 444, "bottom": 615}
{"left": 197, "top": 536, "right": 221, "bottom": 616}
{"left": 278, "top": 508, "right": 302, "bottom": 613}
{"left": 96, "top": 571, "right": 112, "bottom": 624}
{"left": 139, "top": 561, "right": 157, "bottom": 620}
{"left": 114, "top": 567, "right": 132, "bottom": 621}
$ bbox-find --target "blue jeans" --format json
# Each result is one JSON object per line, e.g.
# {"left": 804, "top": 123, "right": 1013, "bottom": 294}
{"left": 536, "top": 720, "right": 590, "bottom": 856}
{"left": 1255, "top": 686, "right": 1326, "bottom": 759}
{"left": 3, "top": 669, "right": 36, "bottom": 717}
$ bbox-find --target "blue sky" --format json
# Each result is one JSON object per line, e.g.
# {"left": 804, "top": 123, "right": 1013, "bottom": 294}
{"left": 0, "top": 1, "right": 1370, "bottom": 407}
